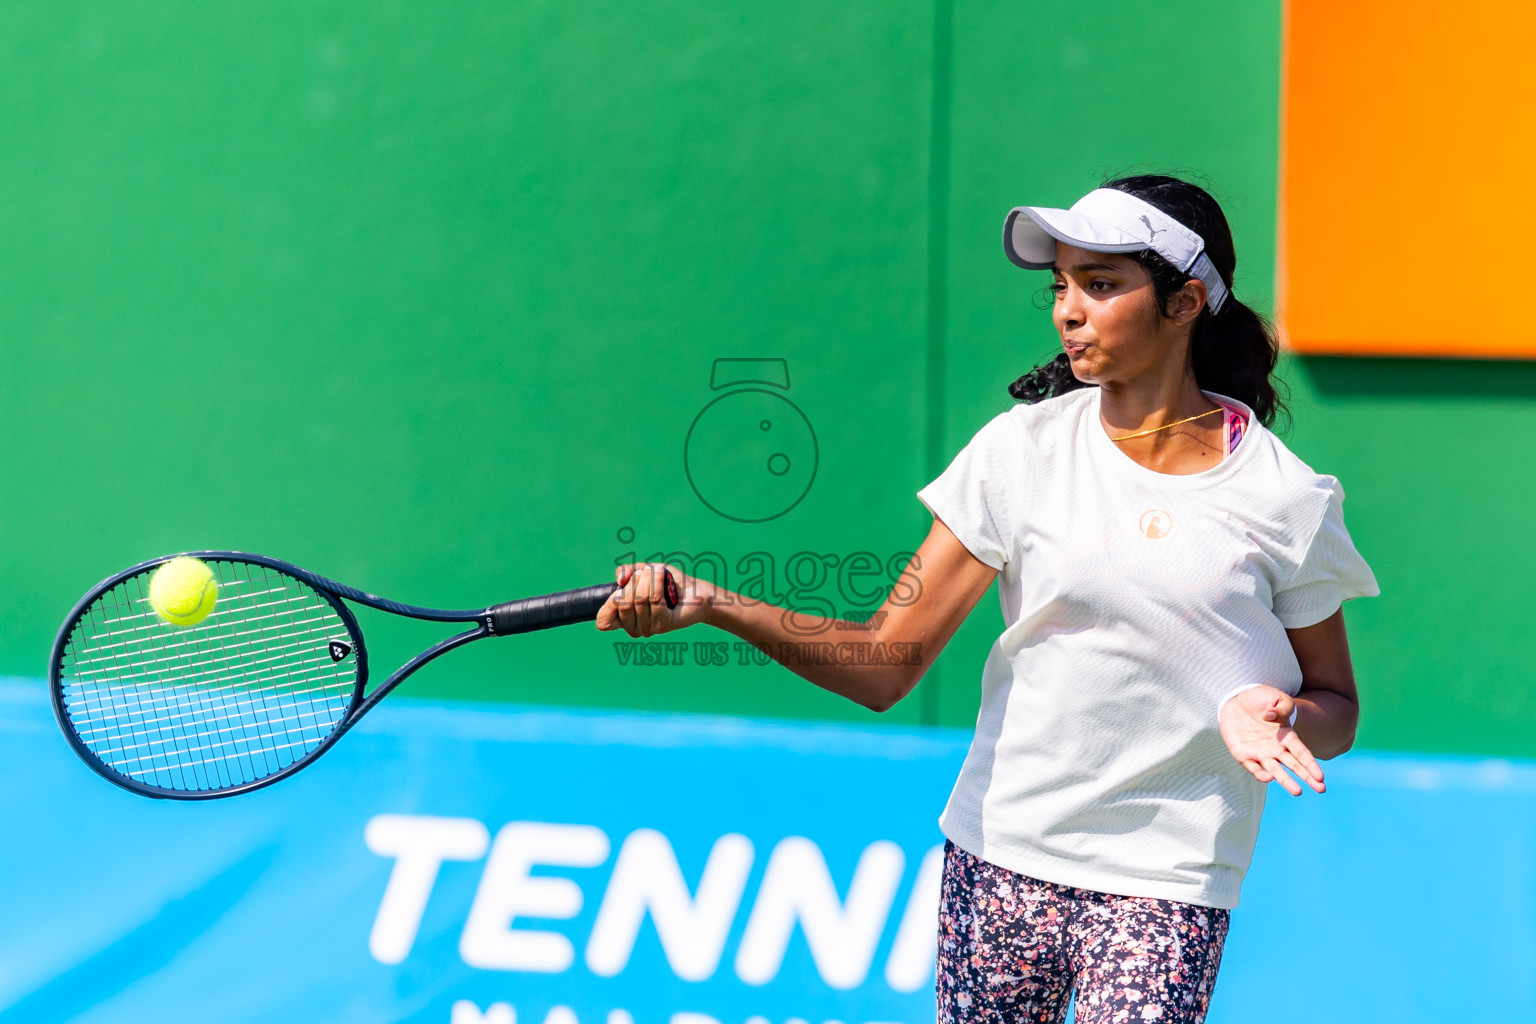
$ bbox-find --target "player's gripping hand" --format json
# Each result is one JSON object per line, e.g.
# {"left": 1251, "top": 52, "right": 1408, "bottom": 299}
{"left": 1219, "top": 684, "right": 1326, "bottom": 797}
{"left": 596, "top": 563, "right": 714, "bottom": 637}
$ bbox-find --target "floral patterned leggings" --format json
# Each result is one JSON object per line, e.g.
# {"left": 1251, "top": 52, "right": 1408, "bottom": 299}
{"left": 937, "top": 842, "right": 1229, "bottom": 1024}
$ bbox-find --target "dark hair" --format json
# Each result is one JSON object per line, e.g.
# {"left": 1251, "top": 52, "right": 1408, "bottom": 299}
{"left": 1006, "top": 173, "right": 1287, "bottom": 428}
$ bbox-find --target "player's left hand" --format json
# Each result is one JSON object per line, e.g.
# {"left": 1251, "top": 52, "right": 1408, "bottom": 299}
{"left": 1219, "top": 685, "right": 1326, "bottom": 796}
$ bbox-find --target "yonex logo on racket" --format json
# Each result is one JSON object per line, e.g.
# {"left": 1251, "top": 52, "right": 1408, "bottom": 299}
{"left": 329, "top": 640, "right": 352, "bottom": 662}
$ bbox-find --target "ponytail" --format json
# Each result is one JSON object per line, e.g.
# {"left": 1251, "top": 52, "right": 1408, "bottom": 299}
{"left": 1187, "top": 293, "right": 1286, "bottom": 428}
{"left": 1007, "top": 174, "right": 1289, "bottom": 430}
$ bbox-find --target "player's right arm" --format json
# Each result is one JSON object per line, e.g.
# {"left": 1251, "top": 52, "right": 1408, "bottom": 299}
{"left": 596, "top": 519, "right": 997, "bottom": 712}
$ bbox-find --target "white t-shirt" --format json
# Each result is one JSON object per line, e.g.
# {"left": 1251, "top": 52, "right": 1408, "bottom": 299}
{"left": 917, "top": 386, "right": 1378, "bottom": 909}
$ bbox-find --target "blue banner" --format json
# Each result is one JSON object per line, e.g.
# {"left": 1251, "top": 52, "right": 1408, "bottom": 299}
{"left": 0, "top": 680, "right": 1533, "bottom": 1022}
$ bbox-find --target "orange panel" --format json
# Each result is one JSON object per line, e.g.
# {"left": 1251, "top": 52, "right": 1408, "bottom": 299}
{"left": 1280, "top": 0, "right": 1536, "bottom": 358}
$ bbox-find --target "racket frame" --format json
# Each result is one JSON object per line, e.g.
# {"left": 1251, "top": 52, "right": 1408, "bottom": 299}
{"left": 49, "top": 550, "right": 614, "bottom": 800}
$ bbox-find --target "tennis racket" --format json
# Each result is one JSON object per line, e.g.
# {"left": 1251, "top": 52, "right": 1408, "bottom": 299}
{"left": 49, "top": 551, "right": 677, "bottom": 800}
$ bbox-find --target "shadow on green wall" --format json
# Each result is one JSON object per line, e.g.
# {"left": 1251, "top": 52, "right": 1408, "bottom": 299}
{"left": 1299, "top": 356, "right": 1536, "bottom": 399}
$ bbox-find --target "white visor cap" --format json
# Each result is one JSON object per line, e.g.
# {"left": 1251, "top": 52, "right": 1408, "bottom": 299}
{"left": 1003, "top": 188, "right": 1229, "bottom": 313}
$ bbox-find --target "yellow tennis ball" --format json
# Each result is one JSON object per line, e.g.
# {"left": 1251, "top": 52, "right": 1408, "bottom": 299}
{"left": 148, "top": 556, "right": 218, "bottom": 627}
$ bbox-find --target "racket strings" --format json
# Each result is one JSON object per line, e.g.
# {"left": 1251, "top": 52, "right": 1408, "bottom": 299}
{"left": 66, "top": 568, "right": 347, "bottom": 789}
{"left": 69, "top": 674, "right": 348, "bottom": 749}
{"left": 71, "top": 613, "right": 347, "bottom": 694}
{"left": 66, "top": 586, "right": 337, "bottom": 704}
{"left": 58, "top": 561, "right": 359, "bottom": 794}
{"left": 81, "top": 587, "right": 322, "bottom": 652}
{"left": 69, "top": 665, "right": 344, "bottom": 733}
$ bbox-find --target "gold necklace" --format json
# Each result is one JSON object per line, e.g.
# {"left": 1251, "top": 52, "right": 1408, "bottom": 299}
{"left": 1109, "top": 406, "right": 1222, "bottom": 442}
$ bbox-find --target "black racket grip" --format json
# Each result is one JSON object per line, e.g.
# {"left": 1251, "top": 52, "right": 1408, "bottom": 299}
{"left": 486, "top": 570, "right": 679, "bottom": 636}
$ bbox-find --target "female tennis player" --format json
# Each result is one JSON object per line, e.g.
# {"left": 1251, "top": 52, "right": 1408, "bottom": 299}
{"left": 598, "top": 173, "right": 1377, "bottom": 1023}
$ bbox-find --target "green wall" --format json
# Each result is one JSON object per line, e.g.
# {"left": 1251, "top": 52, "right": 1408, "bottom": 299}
{"left": 2, "top": 2, "right": 1530, "bottom": 756}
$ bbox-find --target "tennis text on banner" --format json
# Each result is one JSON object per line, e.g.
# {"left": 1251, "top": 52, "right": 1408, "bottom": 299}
{"left": 449, "top": 1007, "right": 905, "bottom": 1024}
{"left": 365, "top": 814, "right": 942, "bottom": 993}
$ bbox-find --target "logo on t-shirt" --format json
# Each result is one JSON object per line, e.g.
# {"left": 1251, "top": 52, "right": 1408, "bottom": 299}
{"left": 1139, "top": 509, "right": 1172, "bottom": 539}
